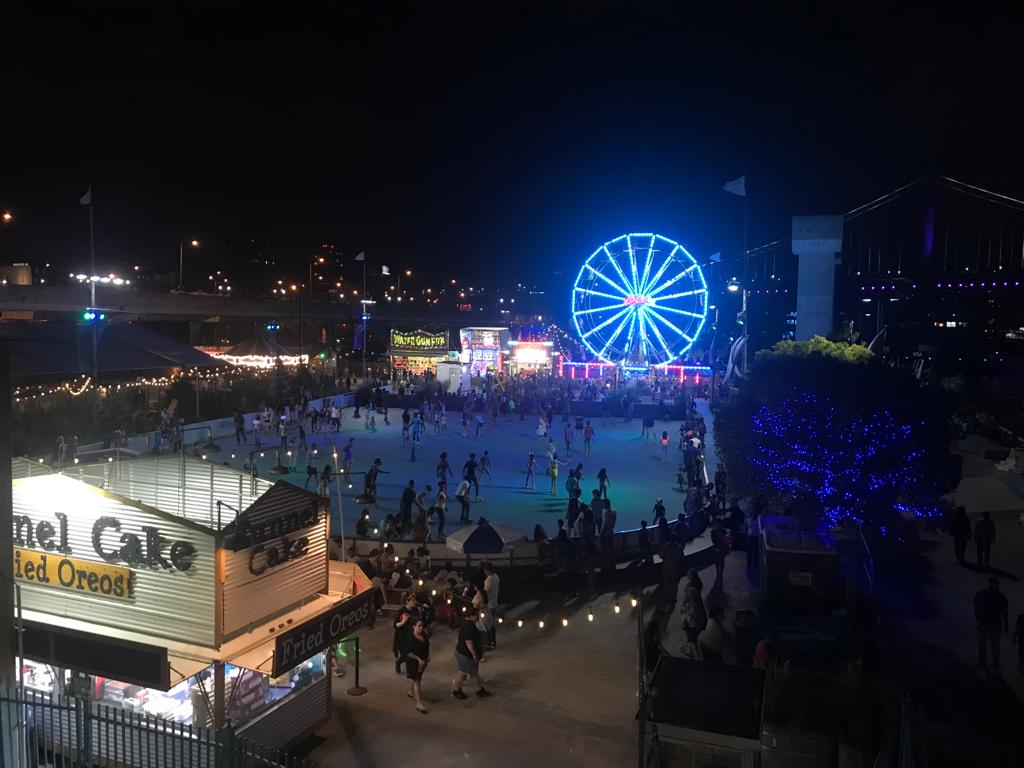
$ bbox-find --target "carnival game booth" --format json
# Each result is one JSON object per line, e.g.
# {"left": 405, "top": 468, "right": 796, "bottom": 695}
{"left": 388, "top": 328, "right": 449, "bottom": 374}
{"left": 11, "top": 457, "right": 372, "bottom": 761}
{"left": 506, "top": 340, "right": 555, "bottom": 375}
{"left": 459, "top": 327, "right": 508, "bottom": 376}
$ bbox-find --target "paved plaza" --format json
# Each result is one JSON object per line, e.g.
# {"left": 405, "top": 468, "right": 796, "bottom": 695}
{"left": 208, "top": 400, "right": 720, "bottom": 542}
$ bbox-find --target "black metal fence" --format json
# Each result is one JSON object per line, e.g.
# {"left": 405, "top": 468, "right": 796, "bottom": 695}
{"left": 0, "top": 688, "right": 314, "bottom": 767}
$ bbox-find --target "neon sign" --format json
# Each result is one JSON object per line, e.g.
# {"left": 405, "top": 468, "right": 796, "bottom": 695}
{"left": 623, "top": 295, "right": 649, "bottom": 307}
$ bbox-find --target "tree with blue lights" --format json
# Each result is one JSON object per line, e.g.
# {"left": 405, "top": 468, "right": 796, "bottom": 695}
{"left": 716, "top": 344, "right": 959, "bottom": 531}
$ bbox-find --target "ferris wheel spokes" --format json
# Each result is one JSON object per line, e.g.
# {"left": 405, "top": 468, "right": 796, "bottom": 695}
{"left": 641, "top": 307, "right": 673, "bottom": 361}
{"left": 638, "top": 235, "right": 656, "bottom": 297}
{"left": 582, "top": 306, "right": 632, "bottom": 339}
{"left": 584, "top": 263, "right": 630, "bottom": 296}
{"left": 640, "top": 246, "right": 678, "bottom": 297}
{"left": 602, "top": 245, "right": 634, "bottom": 296}
{"left": 647, "top": 264, "right": 698, "bottom": 298}
{"left": 575, "top": 286, "right": 628, "bottom": 302}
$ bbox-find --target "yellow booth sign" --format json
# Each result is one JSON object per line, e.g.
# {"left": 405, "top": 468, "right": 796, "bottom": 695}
{"left": 13, "top": 547, "right": 132, "bottom": 600}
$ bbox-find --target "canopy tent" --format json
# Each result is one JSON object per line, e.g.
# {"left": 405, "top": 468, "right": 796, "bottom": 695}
{"left": 445, "top": 522, "right": 528, "bottom": 554}
{"left": 201, "top": 333, "right": 308, "bottom": 368}
{"left": 0, "top": 322, "right": 221, "bottom": 381}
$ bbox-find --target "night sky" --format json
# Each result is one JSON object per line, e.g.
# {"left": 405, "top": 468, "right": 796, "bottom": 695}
{"left": 2, "top": 3, "right": 1021, "bottom": 306}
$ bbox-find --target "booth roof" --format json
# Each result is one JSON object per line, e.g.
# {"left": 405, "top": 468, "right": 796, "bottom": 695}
{"left": 0, "top": 322, "right": 221, "bottom": 380}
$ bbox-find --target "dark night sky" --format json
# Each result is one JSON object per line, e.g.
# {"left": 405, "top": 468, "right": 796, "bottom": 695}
{"left": 2, "top": 2, "right": 1022, "bottom": 307}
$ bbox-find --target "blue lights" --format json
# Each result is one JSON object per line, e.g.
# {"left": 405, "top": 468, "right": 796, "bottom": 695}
{"left": 572, "top": 233, "right": 707, "bottom": 365}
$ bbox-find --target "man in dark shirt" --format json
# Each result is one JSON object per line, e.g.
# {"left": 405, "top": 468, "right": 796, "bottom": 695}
{"left": 400, "top": 480, "right": 417, "bottom": 531}
{"left": 974, "top": 577, "right": 1009, "bottom": 668}
{"left": 463, "top": 454, "right": 480, "bottom": 498}
{"left": 452, "top": 607, "right": 492, "bottom": 699}
{"left": 974, "top": 511, "right": 996, "bottom": 569}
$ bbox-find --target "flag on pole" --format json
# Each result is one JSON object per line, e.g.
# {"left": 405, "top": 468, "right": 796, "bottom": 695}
{"left": 709, "top": 252, "right": 722, "bottom": 263}
{"left": 78, "top": 186, "right": 92, "bottom": 206}
{"left": 355, "top": 251, "right": 366, "bottom": 262}
{"left": 381, "top": 265, "right": 391, "bottom": 276}
{"left": 723, "top": 175, "right": 746, "bottom": 197}
{"left": 352, "top": 324, "right": 365, "bottom": 351}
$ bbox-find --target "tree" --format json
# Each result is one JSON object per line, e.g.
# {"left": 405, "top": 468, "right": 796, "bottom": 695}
{"left": 716, "top": 343, "right": 959, "bottom": 531}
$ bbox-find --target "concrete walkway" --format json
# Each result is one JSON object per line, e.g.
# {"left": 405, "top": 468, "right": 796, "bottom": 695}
{"left": 309, "top": 592, "right": 639, "bottom": 768}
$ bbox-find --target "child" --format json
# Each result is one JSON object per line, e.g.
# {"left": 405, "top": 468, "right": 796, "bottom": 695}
{"left": 549, "top": 453, "right": 565, "bottom": 496}
{"left": 479, "top": 450, "right": 492, "bottom": 485}
{"left": 461, "top": 411, "right": 469, "bottom": 438}
{"left": 660, "top": 431, "right": 670, "bottom": 462}
{"left": 524, "top": 452, "right": 536, "bottom": 490}
{"left": 583, "top": 420, "right": 595, "bottom": 456}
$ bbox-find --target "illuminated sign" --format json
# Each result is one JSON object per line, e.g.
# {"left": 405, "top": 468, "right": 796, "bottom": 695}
{"left": 12, "top": 512, "right": 196, "bottom": 572}
{"left": 623, "top": 294, "right": 650, "bottom": 307}
{"left": 513, "top": 344, "right": 551, "bottom": 366}
{"left": 389, "top": 329, "right": 448, "bottom": 352}
{"left": 14, "top": 547, "right": 131, "bottom": 600}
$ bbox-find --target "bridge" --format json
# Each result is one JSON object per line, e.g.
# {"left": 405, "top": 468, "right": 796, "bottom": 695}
{"left": 0, "top": 284, "right": 505, "bottom": 326}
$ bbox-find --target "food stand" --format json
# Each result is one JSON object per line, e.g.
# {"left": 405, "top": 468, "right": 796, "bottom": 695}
{"left": 459, "top": 327, "right": 509, "bottom": 376}
{"left": 506, "top": 340, "right": 554, "bottom": 374}
{"left": 388, "top": 328, "right": 449, "bottom": 374}
{"left": 11, "top": 458, "right": 372, "bottom": 756}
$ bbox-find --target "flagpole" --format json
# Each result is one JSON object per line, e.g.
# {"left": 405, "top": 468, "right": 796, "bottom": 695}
{"left": 88, "top": 197, "right": 98, "bottom": 380}
{"left": 361, "top": 258, "right": 367, "bottom": 383}
{"left": 742, "top": 194, "right": 748, "bottom": 375}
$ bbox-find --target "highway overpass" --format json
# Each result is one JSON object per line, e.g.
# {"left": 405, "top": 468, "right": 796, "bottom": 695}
{"left": 0, "top": 284, "right": 506, "bottom": 326}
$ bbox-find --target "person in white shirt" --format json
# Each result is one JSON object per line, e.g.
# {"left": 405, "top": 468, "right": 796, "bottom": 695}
{"left": 455, "top": 479, "right": 472, "bottom": 523}
{"left": 482, "top": 563, "right": 500, "bottom": 648}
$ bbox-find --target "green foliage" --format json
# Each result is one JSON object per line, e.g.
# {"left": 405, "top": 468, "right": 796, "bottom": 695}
{"left": 757, "top": 335, "right": 874, "bottom": 364}
{"left": 716, "top": 346, "right": 959, "bottom": 530}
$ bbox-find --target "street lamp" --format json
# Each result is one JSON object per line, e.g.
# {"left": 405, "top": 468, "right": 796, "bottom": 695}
{"left": 178, "top": 239, "right": 200, "bottom": 290}
{"left": 726, "top": 279, "right": 748, "bottom": 374}
{"left": 1, "top": 211, "right": 12, "bottom": 223}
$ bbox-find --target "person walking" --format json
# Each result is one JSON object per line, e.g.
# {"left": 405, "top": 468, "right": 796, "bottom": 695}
{"left": 479, "top": 450, "right": 492, "bottom": 485}
{"left": 659, "top": 431, "right": 670, "bottom": 462}
{"left": 434, "top": 483, "right": 448, "bottom": 539}
{"left": 524, "top": 452, "right": 536, "bottom": 490}
{"left": 400, "top": 480, "right": 417, "bottom": 531}
{"left": 234, "top": 411, "right": 246, "bottom": 445}
{"left": 1013, "top": 610, "right": 1024, "bottom": 671}
{"left": 563, "top": 422, "right": 574, "bottom": 456}
{"left": 393, "top": 593, "right": 419, "bottom": 674}
{"left": 404, "top": 618, "right": 431, "bottom": 713}
{"left": 680, "top": 570, "right": 707, "bottom": 659}
{"left": 463, "top": 453, "right": 481, "bottom": 499}
{"left": 483, "top": 563, "right": 500, "bottom": 648}
{"left": 974, "top": 511, "right": 995, "bottom": 569}
{"left": 651, "top": 498, "right": 666, "bottom": 526}
{"left": 583, "top": 420, "right": 595, "bottom": 456}
{"left": 452, "top": 602, "right": 492, "bottom": 700}
{"left": 549, "top": 453, "right": 565, "bottom": 496}
{"left": 950, "top": 505, "right": 971, "bottom": 563}
{"left": 304, "top": 452, "right": 318, "bottom": 490}
{"left": 597, "top": 467, "right": 610, "bottom": 500}
{"left": 713, "top": 465, "right": 728, "bottom": 511}
{"left": 710, "top": 521, "right": 733, "bottom": 584}
{"left": 974, "top": 577, "right": 1009, "bottom": 668}
{"left": 455, "top": 478, "right": 472, "bottom": 524}
{"left": 342, "top": 438, "right": 354, "bottom": 475}
{"left": 437, "top": 452, "right": 454, "bottom": 486}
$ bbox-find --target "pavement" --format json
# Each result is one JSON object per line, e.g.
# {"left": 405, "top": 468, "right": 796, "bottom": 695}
{"left": 207, "top": 400, "right": 720, "bottom": 540}
{"left": 309, "top": 590, "right": 640, "bottom": 768}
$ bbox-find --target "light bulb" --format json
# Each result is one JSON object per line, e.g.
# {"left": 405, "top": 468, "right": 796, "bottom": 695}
{"left": 630, "top": 597, "right": 638, "bottom": 608}
{"left": 417, "top": 579, "right": 423, "bottom": 586}
{"left": 613, "top": 603, "right": 621, "bottom": 614}
{"left": 538, "top": 620, "right": 545, "bottom": 629}
{"left": 561, "top": 618, "right": 568, "bottom": 627}
{"left": 588, "top": 612, "right": 594, "bottom": 622}
{"left": 516, "top": 619, "right": 523, "bottom": 628}
{"left": 497, "top": 617, "right": 503, "bottom": 624}
{"left": 431, "top": 589, "right": 437, "bottom": 596}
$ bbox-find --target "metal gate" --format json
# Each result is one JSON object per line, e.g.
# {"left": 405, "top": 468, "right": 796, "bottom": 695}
{"left": 0, "top": 689, "right": 315, "bottom": 768}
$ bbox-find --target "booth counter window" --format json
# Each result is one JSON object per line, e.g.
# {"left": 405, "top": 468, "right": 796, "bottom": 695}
{"left": 21, "top": 653, "right": 327, "bottom": 728}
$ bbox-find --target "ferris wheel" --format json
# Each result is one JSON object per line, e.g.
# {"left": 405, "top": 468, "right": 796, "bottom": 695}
{"left": 571, "top": 233, "right": 708, "bottom": 366}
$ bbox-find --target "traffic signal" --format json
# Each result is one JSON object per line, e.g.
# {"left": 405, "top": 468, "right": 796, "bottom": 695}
{"left": 265, "top": 321, "right": 280, "bottom": 332}
{"left": 83, "top": 309, "right": 106, "bottom": 322}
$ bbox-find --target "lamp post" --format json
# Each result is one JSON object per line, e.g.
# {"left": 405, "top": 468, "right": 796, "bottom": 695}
{"left": 726, "top": 279, "right": 749, "bottom": 375}
{"left": 331, "top": 449, "right": 347, "bottom": 561}
{"left": 178, "top": 239, "right": 200, "bottom": 291}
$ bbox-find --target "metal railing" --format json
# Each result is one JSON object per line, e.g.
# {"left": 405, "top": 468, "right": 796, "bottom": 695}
{"left": 0, "top": 688, "right": 314, "bottom": 767}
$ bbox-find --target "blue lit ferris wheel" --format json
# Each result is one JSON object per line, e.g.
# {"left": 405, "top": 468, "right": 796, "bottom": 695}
{"left": 571, "top": 233, "right": 708, "bottom": 366}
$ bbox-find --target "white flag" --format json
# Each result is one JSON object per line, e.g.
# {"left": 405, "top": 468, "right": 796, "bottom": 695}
{"left": 709, "top": 252, "right": 722, "bottom": 263}
{"left": 381, "top": 265, "right": 391, "bottom": 276}
{"left": 355, "top": 251, "right": 366, "bottom": 261}
{"left": 78, "top": 186, "right": 92, "bottom": 206}
{"left": 723, "top": 175, "right": 746, "bottom": 197}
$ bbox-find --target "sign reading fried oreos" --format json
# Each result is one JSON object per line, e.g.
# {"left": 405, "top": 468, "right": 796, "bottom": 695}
{"left": 272, "top": 589, "right": 375, "bottom": 676}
